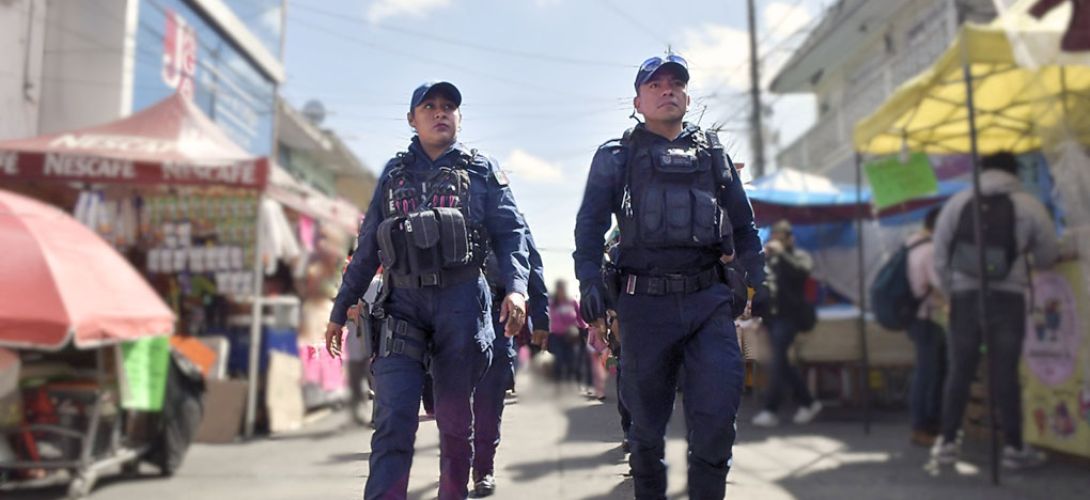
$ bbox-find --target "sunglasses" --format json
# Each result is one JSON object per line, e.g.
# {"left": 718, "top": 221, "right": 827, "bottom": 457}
{"left": 639, "top": 54, "right": 688, "bottom": 72}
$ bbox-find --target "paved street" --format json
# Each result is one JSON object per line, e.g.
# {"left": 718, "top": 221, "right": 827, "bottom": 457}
{"left": 7, "top": 373, "right": 1090, "bottom": 500}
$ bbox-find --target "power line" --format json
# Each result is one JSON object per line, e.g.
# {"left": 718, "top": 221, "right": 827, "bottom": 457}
{"left": 286, "top": 14, "right": 613, "bottom": 103}
{"left": 596, "top": 0, "right": 673, "bottom": 47}
{"left": 285, "top": 0, "right": 633, "bottom": 69}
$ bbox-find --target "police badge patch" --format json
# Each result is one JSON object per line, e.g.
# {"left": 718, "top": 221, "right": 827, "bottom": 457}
{"left": 493, "top": 167, "right": 510, "bottom": 186}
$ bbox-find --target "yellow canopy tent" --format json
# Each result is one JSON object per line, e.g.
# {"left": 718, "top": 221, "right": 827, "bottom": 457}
{"left": 854, "top": 21, "right": 1090, "bottom": 155}
{"left": 850, "top": 4, "right": 1090, "bottom": 484}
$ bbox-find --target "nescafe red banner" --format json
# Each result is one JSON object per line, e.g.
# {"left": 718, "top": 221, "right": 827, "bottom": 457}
{"left": 0, "top": 94, "right": 268, "bottom": 190}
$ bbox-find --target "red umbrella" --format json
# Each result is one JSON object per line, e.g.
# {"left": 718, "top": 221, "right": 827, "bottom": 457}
{"left": 0, "top": 190, "right": 175, "bottom": 350}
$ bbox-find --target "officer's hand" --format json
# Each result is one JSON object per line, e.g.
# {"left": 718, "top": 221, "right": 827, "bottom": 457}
{"left": 579, "top": 282, "right": 607, "bottom": 324}
{"left": 607, "top": 311, "right": 621, "bottom": 345}
{"left": 531, "top": 329, "right": 549, "bottom": 350}
{"left": 347, "top": 305, "right": 360, "bottom": 321}
{"left": 325, "top": 322, "right": 344, "bottom": 358}
{"left": 500, "top": 293, "right": 527, "bottom": 338}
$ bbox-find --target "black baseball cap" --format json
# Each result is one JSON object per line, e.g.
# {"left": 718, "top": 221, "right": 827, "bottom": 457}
{"left": 634, "top": 54, "right": 690, "bottom": 92}
{"left": 410, "top": 81, "right": 462, "bottom": 111}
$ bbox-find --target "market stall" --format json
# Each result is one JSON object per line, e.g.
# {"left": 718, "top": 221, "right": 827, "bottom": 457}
{"left": 746, "top": 168, "right": 965, "bottom": 412}
{"left": 853, "top": 4, "right": 1090, "bottom": 482}
{"left": 0, "top": 93, "right": 281, "bottom": 438}
{"left": 0, "top": 189, "right": 182, "bottom": 497}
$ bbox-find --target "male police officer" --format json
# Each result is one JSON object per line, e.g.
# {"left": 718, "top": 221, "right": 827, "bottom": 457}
{"left": 326, "top": 81, "right": 531, "bottom": 500}
{"left": 573, "top": 55, "right": 766, "bottom": 499}
{"left": 472, "top": 230, "right": 550, "bottom": 497}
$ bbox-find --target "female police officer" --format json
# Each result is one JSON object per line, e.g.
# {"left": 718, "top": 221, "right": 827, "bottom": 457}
{"left": 325, "top": 81, "right": 531, "bottom": 500}
{"left": 573, "top": 55, "right": 767, "bottom": 499}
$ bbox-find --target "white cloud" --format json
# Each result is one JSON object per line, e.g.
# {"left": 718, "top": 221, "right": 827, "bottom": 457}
{"left": 678, "top": 2, "right": 813, "bottom": 95}
{"left": 503, "top": 149, "right": 565, "bottom": 183}
{"left": 678, "top": 24, "right": 752, "bottom": 93}
{"left": 674, "top": 2, "right": 817, "bottom": 171}
{"left": 366, "top": 0, "right": 452, "bottom": 23}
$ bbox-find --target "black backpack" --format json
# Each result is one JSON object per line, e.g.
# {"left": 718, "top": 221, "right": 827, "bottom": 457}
{"left": 949, "top": 194, "right": 1018, "bottom": 280}
{"left": 871, "top": 238, "right": 930, "bottom": 331}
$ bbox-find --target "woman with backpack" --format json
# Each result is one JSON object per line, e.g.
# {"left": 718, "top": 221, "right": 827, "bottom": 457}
{"left": 905, "top": 207, "right": 947, "bottom": 447}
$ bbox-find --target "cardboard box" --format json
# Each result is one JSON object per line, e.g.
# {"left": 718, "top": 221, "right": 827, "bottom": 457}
{"left": 195, "top": 379, "right": 249, "bottom": 443}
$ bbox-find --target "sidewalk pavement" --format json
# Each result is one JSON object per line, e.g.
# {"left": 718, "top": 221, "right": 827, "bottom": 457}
{"left": 6, "top": 373, "right": 1090, "bottom": 499}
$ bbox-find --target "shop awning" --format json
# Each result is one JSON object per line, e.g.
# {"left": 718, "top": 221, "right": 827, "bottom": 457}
{"left": 747, "top": 168, "right": 964, "bottom": 226}
{"left": 0, "top": 93, "right": 269, "bottom": 189}
{"left": 267, "top": 165, "right": 362, "bottom": 235}
{"left": 853, "top": 16, "right": 1090, "bottom": 156}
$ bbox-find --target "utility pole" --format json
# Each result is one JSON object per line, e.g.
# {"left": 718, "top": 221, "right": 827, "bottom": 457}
{"left": 746, "top": 0, "right": 767, "bottom": 178}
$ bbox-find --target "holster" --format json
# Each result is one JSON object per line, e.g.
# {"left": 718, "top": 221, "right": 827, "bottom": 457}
{"left": 719, "top": 260, "right": 750, "bottom": 319}
{"left": 356, "top": 300, "right": 373, "bottom": 349}
{"left": 376, "top": 316, "right": 430, "bottom": 363}
{"left": 602, "top": 264, "right": 621, "bottom": 307}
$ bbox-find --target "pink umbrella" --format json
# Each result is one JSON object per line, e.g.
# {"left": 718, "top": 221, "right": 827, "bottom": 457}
{"left": 0, "top": 189, "right": 175, "bottom": 350}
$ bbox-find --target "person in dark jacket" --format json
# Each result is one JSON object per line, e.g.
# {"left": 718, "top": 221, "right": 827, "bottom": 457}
{"left": 751, "top": 220, "right": 822, "bottom": 428}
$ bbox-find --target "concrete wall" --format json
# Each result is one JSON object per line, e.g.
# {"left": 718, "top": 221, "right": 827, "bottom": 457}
{"left": 0, "top": 0, "right": 46, "bottom": 140}
{"left": 37, "top": 0, "right": 135, "bottom": 134}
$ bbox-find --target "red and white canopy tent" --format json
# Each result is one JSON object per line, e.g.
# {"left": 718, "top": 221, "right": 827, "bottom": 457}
{"left": 0, "top": 93, "right": 359, "bottom": 437}
{"left": 0, "top": 93, "right": 269, "bottom": 189}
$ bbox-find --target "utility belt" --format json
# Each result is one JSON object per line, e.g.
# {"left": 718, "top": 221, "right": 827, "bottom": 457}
{"left": 386, "top": 264, "right": 481, "bottom": 289}
{"left": 618, "top": 266, "right": 720, "bottom": 296}
{"left": 605, "top": 262, "right": 749, "bottom": 318}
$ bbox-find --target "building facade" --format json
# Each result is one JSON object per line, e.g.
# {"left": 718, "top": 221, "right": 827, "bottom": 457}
{"left": 277, "top": 98, "right": 376, "bottom": 211}
{"left": 0, "top": 0, "right": 284, "bottom": 157}
{"left": 2, "top": 0, "right": 376, "bottom": 214}
{"left": 771, "top": 0, "right": 998, "bottom": 182}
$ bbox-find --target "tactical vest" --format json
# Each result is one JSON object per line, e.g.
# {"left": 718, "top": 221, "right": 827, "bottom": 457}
{"left": 617, "top": 129, "right": 732, "bottom": 249}
{"left": 376, "top": 149, "right": 485, "bottom": 286}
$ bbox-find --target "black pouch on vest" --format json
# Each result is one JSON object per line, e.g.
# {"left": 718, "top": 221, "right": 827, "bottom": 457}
{"left": 406, "top": 210, "right": 442, "bottom": 274}
{"left": 376, "top": 217, "right": 402, "bottom": 270}
{"left": 434, "top": 207, "right": 471, "bottom": 267}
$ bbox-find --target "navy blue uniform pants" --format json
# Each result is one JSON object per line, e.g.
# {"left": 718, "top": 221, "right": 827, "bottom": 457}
{"left": 471, "top": 315, "right": 515, "bottom": 481}
{"left": 364, "top": 277, "right": 493, "bottom": 500}
{"left": 615, "top": 283, "right": 743, "bottom": 500}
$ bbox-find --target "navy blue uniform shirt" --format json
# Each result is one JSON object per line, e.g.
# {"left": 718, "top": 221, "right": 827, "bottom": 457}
{"left": 330, "top": 138, "right": 531, "bottom": 325}
{"left": 573, "top": 123, "right": 765, "bottom": 289}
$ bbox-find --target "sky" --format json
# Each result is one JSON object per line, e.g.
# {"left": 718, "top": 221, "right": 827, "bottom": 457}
{"left": 280, "top": 0, "right": 833, "bottom": 287}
